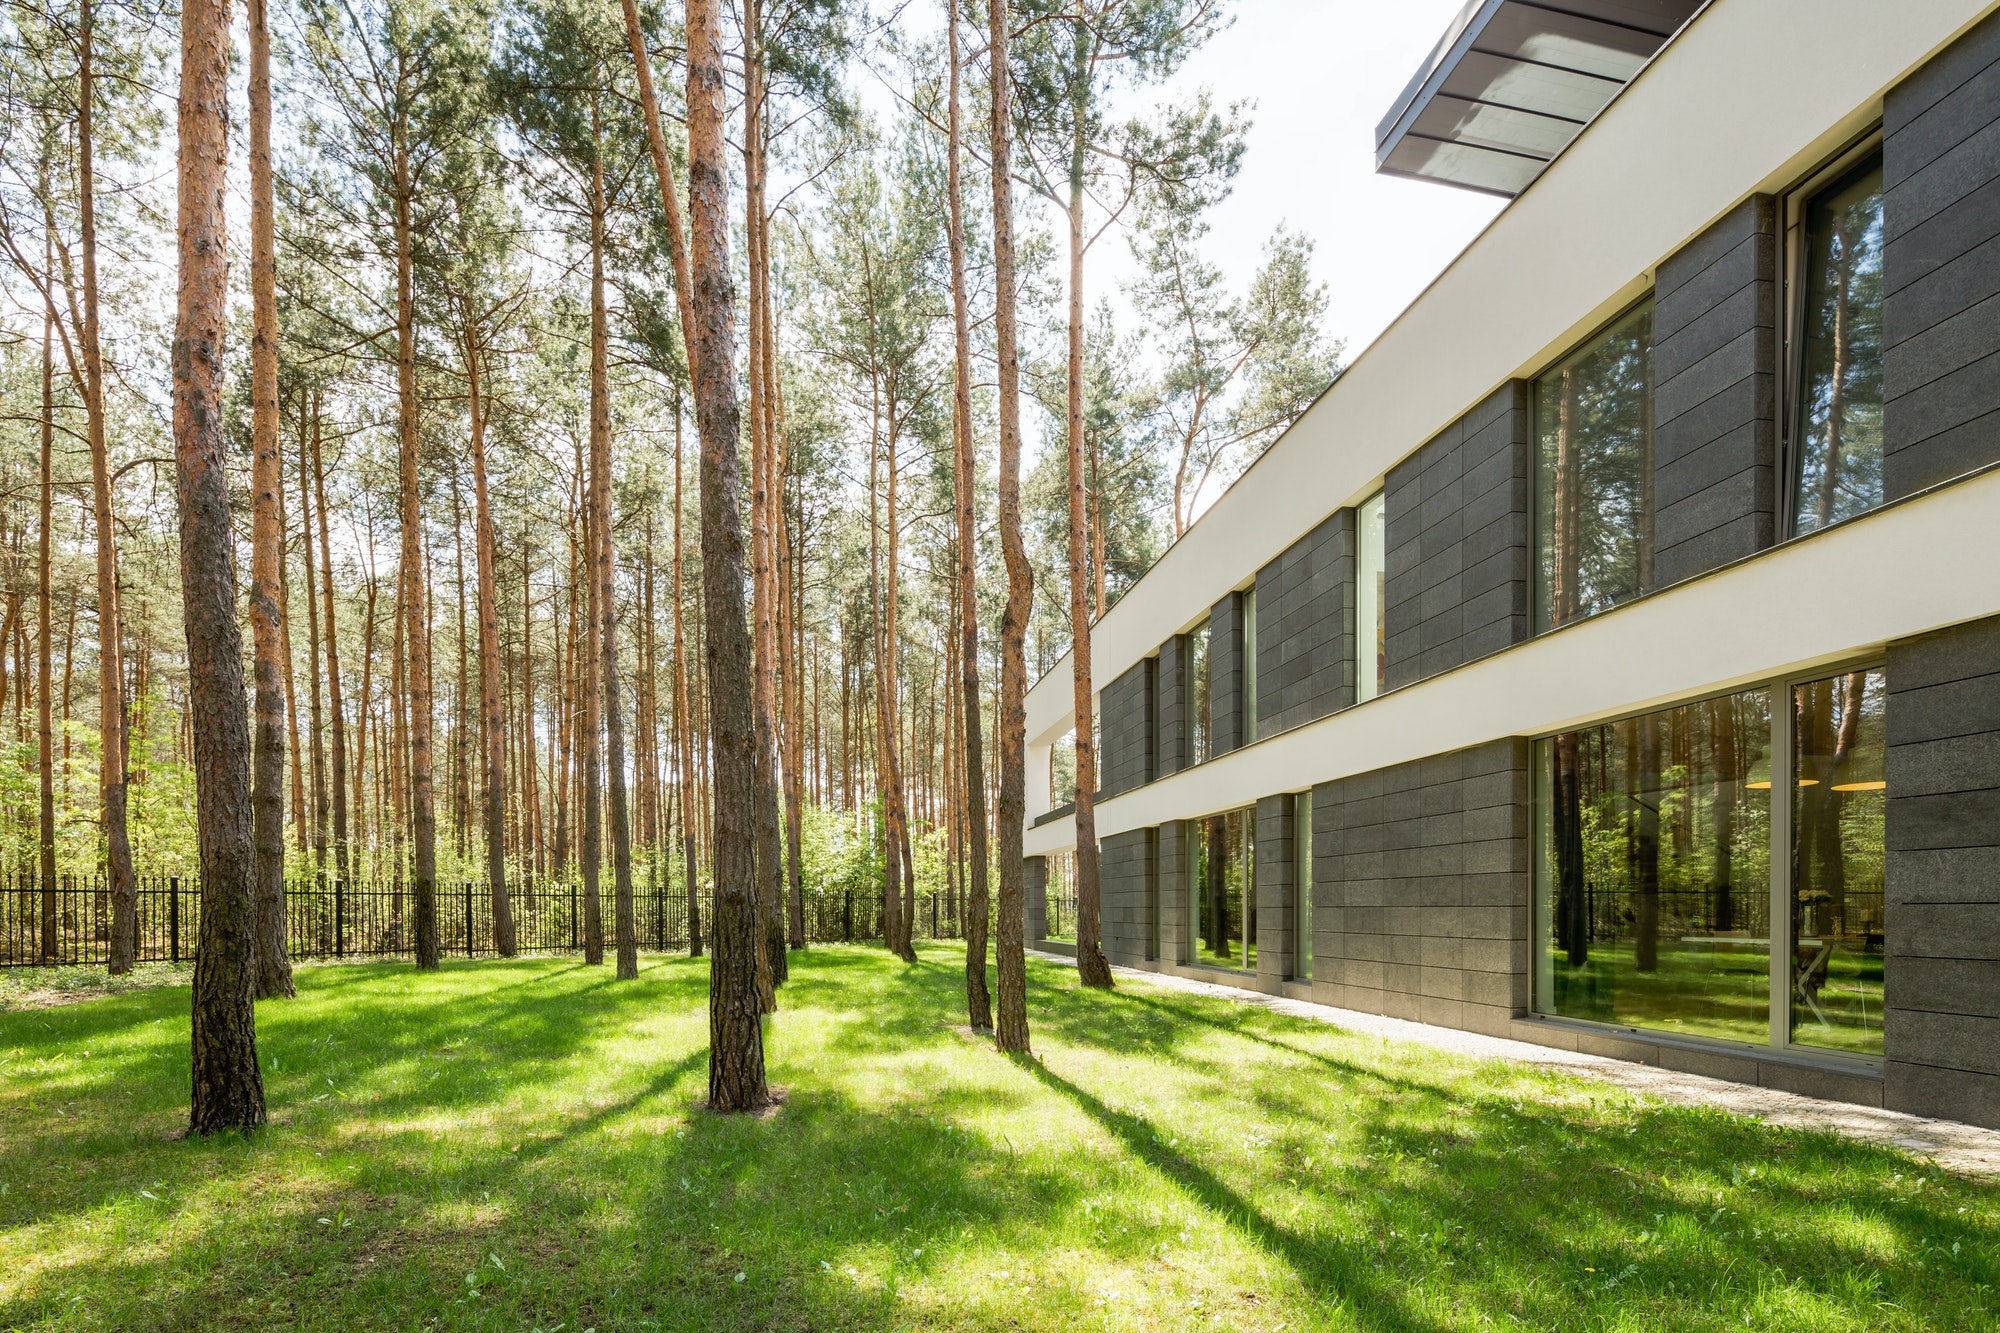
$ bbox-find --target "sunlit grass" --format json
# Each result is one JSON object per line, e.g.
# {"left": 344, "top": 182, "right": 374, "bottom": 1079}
{"left": 0, "top": 945, "right": 1994, "bottom": 1331}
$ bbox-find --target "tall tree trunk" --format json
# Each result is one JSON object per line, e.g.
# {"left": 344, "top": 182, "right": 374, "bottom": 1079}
{"left": 687, "top": 0, "right": 767, "bottom": 1111}
{"left": 300, "top": 401, "right": 328, "bottom": 869}
{"left": 947, "top": 0, "right": 992, "bottom": 1023}
{"left": 393, "top": 88, "right": 438, "bottom": 970}
{"left": 743, "top": 19, "right": 787, "bottom": 1000}
{"left": 465, "top": 311, "right": 515, "bottom": 957}
{"left": 674, "top": 407, "right": 700, "bottom": 956}
{"left": 579, "top": 432, "right": 603, "bottom": 965}
{"left": 990, "top": 0, "right": 1031, "bottom": 1052}
{"left": 38, "top": 248, "right": 55, "bottom": 958}
{"left": 313, "top": 398, "right": 349, "bottom": 884}
{"left": 590, "top": 122, "right": 638, "bottom": 982}
{"left": 178, "top": 0, "right": 265, "bottom": 1129}
{"left": 1065, "top": 114, "right": 1110, "bottom": 990}
{"left": 248, "top": 0, "right": 293, "bottom": 999}
{"left": 868, "top": 375, "right": 904, "bottom": 960}
{"left": 78, "top": 0, "right": 137, "bottom": 974}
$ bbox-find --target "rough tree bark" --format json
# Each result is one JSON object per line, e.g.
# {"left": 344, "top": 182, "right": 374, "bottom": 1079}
{"left": 78, "top": 0, "right": 138, "bottom": 974}
{"left": 744, "top": 10, "right": 787, "bottom": 1001}
{"left": 311, "top": 398, "right": 349, "bottom": 884}
{"left": 593, "top": 126, "right": 638, "bottom": 979}
{"left": 990, "top": 0, "right": 1031, "bottom": 1053}
{"left": 178, "top": 0, "right": 265, "bottom": 1131}
{"left": 687, "top": 0, "right": 768, "bottom": 1111}
{"left": 392, "top": 67, "right": 438, "bottom": 970}
{"left": 946, "top": 5, "right": 993, "bottom": 1030}
{"left": 248, "top": 0, "right": 295, "bottom": 999}
{"left": 1066, "top": 143, "right": 1112, "bottom": 991}
{"left": 465, "top": 311, "right": 515, "bottom": 956}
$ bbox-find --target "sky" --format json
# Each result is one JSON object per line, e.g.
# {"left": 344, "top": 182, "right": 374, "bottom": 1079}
{"left": 1112, "top": 0, "right": 1506, "bottom": 361}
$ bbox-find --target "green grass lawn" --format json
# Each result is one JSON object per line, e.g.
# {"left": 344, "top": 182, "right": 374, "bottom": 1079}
{"left": 2, "top": 946, "right": 1995, "bottom": 1331}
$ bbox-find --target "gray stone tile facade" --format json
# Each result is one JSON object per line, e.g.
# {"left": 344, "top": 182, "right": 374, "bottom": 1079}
{"left": 1653, "top": 194, "right": 1778, "bottom": 584}
{"left": 1255, "top": 510, "right": 1357, "bottom": 736}
{"left": 1210, "top": 592, "right": 1246, "bottom": 755}
{"left": 1883, "top": 6, "right": 2000, "bottom": 499}
{"left": 1101, "top": 827, "right": 1154, "bottom": 967}
{"left": 1886, "top": 615, "right": 2000, "bottom": 1128}
{"left": 1099, "top": 658, "right": 1154, "bottom": 798}
{"left": 1309, "top": 739, "right": 1531, "bottom": 1037}
{"left": 1385, "top": 382, "right": 1532, "bottom": 689}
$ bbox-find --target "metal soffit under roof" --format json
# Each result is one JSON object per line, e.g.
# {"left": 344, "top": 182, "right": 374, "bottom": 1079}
{"left": 1376, "top": 0, "right": 1708, "bottom": 197}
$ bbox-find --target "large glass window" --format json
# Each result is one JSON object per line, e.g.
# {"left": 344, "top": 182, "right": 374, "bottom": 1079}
{"left": 1792, "top": 151, "right": 1885, "bottom": 537}
{"left": 1535, "top": 302, "right": 1656, "bottom": 631}
{"left": 1294, "top": 792, "right": 1313, "bottom": 980}
{"left": 1187, "top": 620, "right": 1211, "bottom": 765}
{"left": 1189, "top": 807, "right": 1255, "bottom": 971}
{"left": 1791, "top": 669, "right": 1887, "bottom": 1055}
{"left": 1356, "top": 491, "right": 1386, "bottom": 702}
{"left": 1537, "top": 687, "right": 1772, "bottom": 1044}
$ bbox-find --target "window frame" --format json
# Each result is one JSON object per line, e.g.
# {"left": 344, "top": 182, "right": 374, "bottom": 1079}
{"left": 1779, "top": 129, "right": 1886, "bottom": 542}
{"left": 1242, "top": 587, "right": 1259, "bottom": 743}
{"left": 1770, "top": 654, "right": 1889, "bottom": 1062}
{"left": 1293, "top": 789, "right": 1314, "bottom": 982}
{"left": 1529, "top": 660, "right": 1889, "bottom": 1069}
{"left": 1355, "top": 490, "right": 1387, "bottom": 703}
{"left": 1529, "top": 293, "right": 1661, "bottom": 635}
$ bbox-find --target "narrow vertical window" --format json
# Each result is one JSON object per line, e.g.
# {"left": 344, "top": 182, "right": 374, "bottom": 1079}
{"left": 1792, "top": 151, "right": 1885, "bottom": 536}
{"left": 1356, "top": 491, "right": 1386, "bottom": 701}
{"left": 1535, "top": 302, "right": 1656, "bottom": 631}
{"left": 1191, "top": 807, "right": 1256, "bottom": 970}
{"left": 1146, "top": 826, "right": 1160, "bottom": 962}
{"left": 1294, "top": 791, "right": 1314, "bottom": 980}
{"left": 1187, "top": 620, "right": 1211, "bottom": 765}
{"left": 1242, "top": 589, "right": 1259, "bottom": 742}
{"left": 1790, "top": 668, "right": 1886, "bottom": 1055}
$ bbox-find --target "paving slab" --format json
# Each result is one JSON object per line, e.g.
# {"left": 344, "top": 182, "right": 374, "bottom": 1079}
{"left": 1029, "top": 949, "right": 2000, "bottom": 1178}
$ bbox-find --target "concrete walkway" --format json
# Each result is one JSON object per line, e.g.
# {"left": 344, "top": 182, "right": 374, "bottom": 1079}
{"left": 1029, "top": 949, "right": 2000, "bottom": 1178}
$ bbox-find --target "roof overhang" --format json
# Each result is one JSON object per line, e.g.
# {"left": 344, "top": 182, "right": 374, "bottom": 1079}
{"left": 1376, "top": 0, "right": 1707, "bottom": 197}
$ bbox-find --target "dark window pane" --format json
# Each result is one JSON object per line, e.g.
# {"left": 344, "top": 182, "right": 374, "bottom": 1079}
{"left": 1538, "top": 687, "right": 1772, "bottom": 1043}
{"left": 1791, "top": 669, "right": 1886, "bottom": 1055}
{"left": 1793, "top": 154, "right": 1885, "bottom": 536}
{"left": 1295, "top": 792, "right": 1314, "bottom": 979}
{"left": 1188, "top": 622, "right": 1211, "bottom": 765}
{"left": 1535, "top": 303, "right": 1656, "bottom": 631}
{"left": 1190, "top": 807, "right": 1255, "bottom": 970}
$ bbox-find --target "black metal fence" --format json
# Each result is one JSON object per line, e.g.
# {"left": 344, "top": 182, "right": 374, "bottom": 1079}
{"left": 0, "top": 870, "right": 964, "bottom": 967}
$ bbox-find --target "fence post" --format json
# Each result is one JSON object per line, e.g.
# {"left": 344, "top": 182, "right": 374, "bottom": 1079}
{"left": 335, "top": 879, "right": 345, "bottom": 958}
{"left": 168, "top": 876, "right": 179, "bottom": 964}
{"left": 465, "top": 882, "right": 474, "bottom": 958}
{"left": 570, "top": 882, "right": 578, "bottom": 950}
{"left": 653, "top": 862, "right": 663, "bottom": 952}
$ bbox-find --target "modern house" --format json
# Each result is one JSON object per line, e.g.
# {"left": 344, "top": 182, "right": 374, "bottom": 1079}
{"left": 1021, "top": 0, "right": 2000, "bottom": 1131}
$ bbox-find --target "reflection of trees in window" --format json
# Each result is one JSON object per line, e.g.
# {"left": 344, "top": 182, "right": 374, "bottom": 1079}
{"left": 1791, "top": 669, "right": 1886, "bottom": 1054}
{"left": 1191, "top": 808, "right": 1253, "bottom": 969}
{"left": 1537, "top": 304, "right": 1655, "bottom": 631}
{"left": 1187, "top": 621, "right": 1211, "bottom": 764}
{"left": 1794, "top": 155, "right": 1884, "bottom": 536}
{"left": 1541, "top": 688, "right": 1772, "bottom": 1043}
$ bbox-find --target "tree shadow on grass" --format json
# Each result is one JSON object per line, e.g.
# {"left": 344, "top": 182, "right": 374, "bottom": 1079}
{"left": 1014, "top": 1051, "right": 1452, "bottom": 1333}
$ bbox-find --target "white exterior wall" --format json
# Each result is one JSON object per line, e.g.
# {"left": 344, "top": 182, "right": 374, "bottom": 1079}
{"left": 1024, "top": 0, "right": 2000, "bottom": 856}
